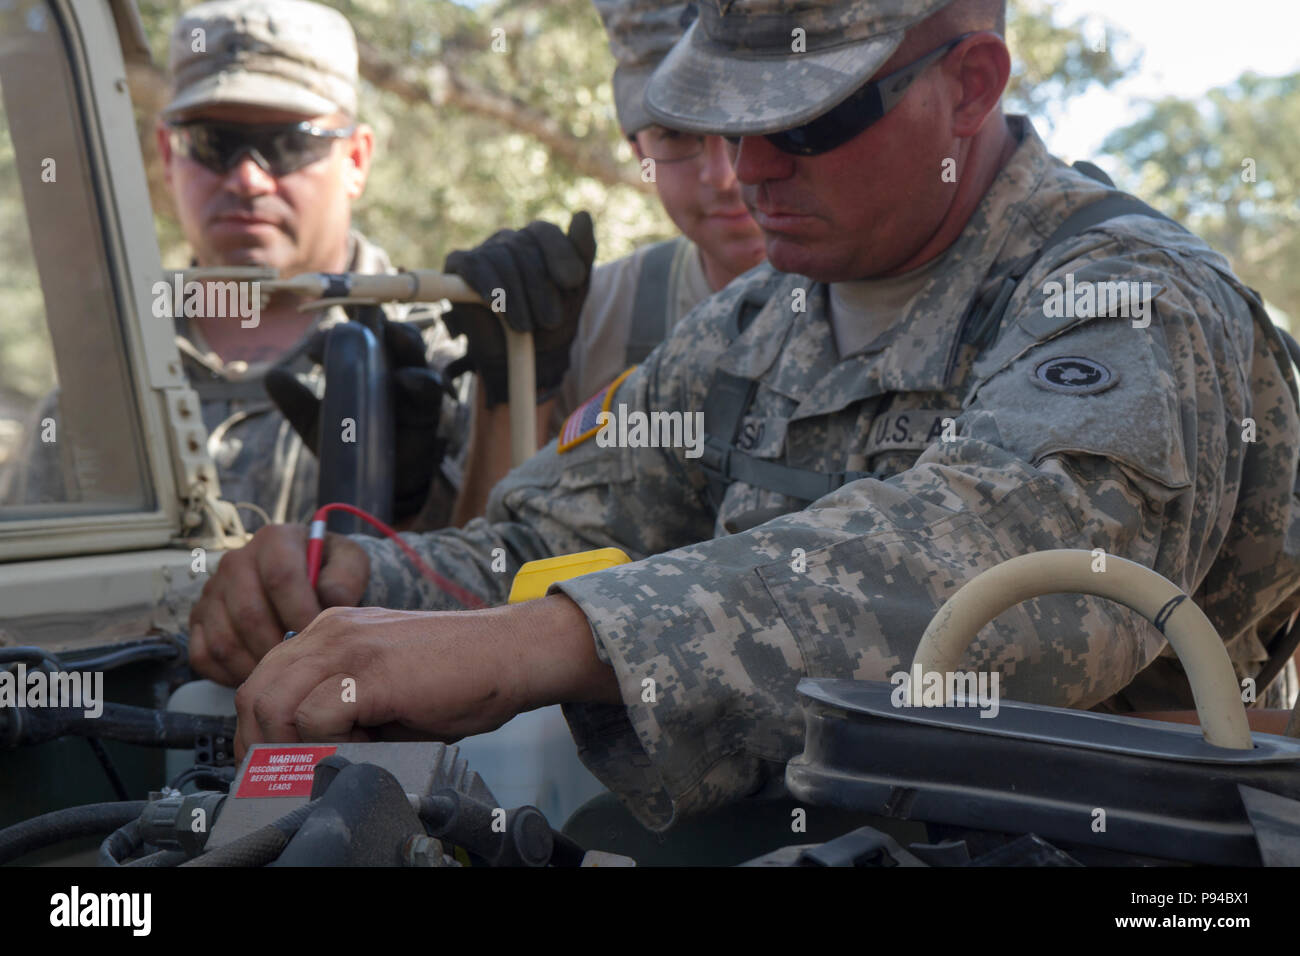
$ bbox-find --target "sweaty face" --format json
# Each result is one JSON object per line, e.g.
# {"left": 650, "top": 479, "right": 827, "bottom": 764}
{"left": 726, "top": 60, "right": 960, "bottom": 283}
{"left": 160, "top": 104, "right": 365, "bottom": 276}
{"left": 633, "top": 127, "right": 766, "bottom": 285}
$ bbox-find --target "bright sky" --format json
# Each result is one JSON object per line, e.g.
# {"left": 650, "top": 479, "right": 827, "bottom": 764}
{"left": 1041, "top": 0, "right": 1300, "bottom": 164}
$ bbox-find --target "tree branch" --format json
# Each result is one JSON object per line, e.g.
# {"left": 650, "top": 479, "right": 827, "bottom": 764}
{"left": 356, "top": 39, "right": 645, "bottom": 191}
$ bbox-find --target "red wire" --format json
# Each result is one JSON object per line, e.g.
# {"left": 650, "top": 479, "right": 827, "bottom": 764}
{"left": 308, "top": 502, "right": 487, "bottom": 610}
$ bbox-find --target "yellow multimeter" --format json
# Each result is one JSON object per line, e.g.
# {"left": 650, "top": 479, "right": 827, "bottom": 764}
{"left": 506, "top": 548, "right": 632, "bottom": 603}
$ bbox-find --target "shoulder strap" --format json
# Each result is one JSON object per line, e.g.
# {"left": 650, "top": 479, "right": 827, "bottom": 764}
{"left": 700, "top": 177, "right": 1188, "bottom": 510}
{"left": 962, "top": 189, "right": 1185, "bottom": 353}
{"left": 699, "top": 371, "right": 875, "bottom": 509}
{"left": 625, "top": 239, "right": 683, "bottom": 366}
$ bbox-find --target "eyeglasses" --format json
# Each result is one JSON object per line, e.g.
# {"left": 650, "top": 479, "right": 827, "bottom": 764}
{"left": 724, "top": 33, "right": 975, "bottom": 157}
{"left": 634, "top": 126, "right": 709, "bottom": 163}
{"left": 167, "top": 120, "right": 356, "bottom": 177}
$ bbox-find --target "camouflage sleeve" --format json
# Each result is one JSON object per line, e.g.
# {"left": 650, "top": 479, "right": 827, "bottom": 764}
{"left": 551, "top": 248, "right": 1272, "bottom": 831}
{"left": 350, "top": 275, "right": 752, "bottom": 611}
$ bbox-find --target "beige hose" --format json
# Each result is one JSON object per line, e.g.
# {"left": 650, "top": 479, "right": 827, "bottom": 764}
{"left": 258, "top": 270, "right": 536, "bottom": 467}
{"left": 910, "top": 549, "right": 1252, "bottom": 750}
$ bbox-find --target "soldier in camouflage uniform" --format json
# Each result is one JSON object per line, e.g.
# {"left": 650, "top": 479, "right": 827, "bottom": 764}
{"left": 449, "top": 0, "right": 765, "bottom": 524}
{"left": 192, "top": 0, "right": 1300, "bottom": 830}
{"left": 156, "top": 0, "right": 464, "bottom": 531}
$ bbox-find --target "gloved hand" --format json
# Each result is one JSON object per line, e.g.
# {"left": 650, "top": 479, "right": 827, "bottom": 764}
{"left": 441, "top": 212, "right": 597, "bottom": 407}
{"left": 265, "top": 317, "right": 452, "bottom": 521}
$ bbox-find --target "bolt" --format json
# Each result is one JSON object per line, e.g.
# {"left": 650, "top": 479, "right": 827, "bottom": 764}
{"left": 403, "top": 834, "right": 450, "bottom": 867}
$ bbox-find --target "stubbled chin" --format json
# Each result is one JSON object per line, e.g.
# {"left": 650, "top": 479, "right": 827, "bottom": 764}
{"left": 766, "top": 242, "right": 859, "bottom": 284}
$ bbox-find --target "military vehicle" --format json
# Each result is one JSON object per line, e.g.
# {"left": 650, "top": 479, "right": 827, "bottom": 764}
{"left": 3, "top": 0, "right": 1300, "bottom": 869}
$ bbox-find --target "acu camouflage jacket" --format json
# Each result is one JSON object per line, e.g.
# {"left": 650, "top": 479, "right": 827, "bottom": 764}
{"left": 356, "top": 117, "right": 1300, "bottom": 830}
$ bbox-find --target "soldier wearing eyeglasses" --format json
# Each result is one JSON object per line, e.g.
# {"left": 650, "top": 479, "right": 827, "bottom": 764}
{"left": 449, "top": 1, "right": 766, "bottom": 523}
{"left": 192, "top": 0, "right": 1300, "bottom": 836}
{"left": 156, "top": 0, "right": 466, "bottom": 533}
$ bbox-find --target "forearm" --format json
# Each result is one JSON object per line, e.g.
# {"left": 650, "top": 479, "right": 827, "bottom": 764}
{"left": 555, "top": 445, "right": 1186, "bottom": 829}
{"left": 511, "top": 594, "right": 621, "bottom": 710}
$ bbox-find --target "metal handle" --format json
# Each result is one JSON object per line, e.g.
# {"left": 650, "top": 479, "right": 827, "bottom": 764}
{"left": 259, "top": 270, "right": 538, "bottom": 467}
{"left": 910, "top": 549, "right": 1252, "bottom": 750}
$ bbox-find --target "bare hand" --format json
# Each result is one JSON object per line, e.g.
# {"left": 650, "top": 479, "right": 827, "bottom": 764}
{"left": 188, "top": 523, "right": 370, "bottom": 686}
{"left": 231, "top": 595, "right": 621, "bottom": 758}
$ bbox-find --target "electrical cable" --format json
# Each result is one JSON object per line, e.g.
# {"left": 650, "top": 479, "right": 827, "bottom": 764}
{"left": 0, "top": 640, "right": 180, "bottom": 674}
{"left": 307, "top": 502, "right": 486, "bottom": 609}
{"left": 167, "top": 764, "right": 235, "bottom": 793}
{"left": 84, "top": 738, "right": 130, "bottom": 801}
{"left": 60, "top": 642, "right": 181, "bottom": 672}
{"left": 0, "top": 800, "right": 146, "bottom": 865}
{"left": 0, "top": 647, "right": 64, "bottom": 671}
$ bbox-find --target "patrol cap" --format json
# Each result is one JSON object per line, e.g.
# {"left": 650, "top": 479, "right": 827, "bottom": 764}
{"left": 645, "top": 0, "right": 957, "bottom": 136}
{"left": 163, "top": 0, "right": 359, "bottom": 121}
{"left": 593, "top": 0, "right": 698, "bottom": 135}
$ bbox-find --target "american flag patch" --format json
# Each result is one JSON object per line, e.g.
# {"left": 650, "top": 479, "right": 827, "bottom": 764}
{"left": 558, "top": 366, "right": 636, "bottom": 453}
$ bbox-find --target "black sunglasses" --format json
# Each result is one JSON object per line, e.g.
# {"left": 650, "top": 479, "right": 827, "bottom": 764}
{"left": 167, "top": 120, "right": 356, "bottom": 177}
{"left": 726, "top": 33, "right": 975, "bottom": 156}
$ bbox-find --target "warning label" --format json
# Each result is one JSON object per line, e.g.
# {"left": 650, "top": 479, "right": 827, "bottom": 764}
{"left": 235, "top": 745, "right": 338, "bottom": 798}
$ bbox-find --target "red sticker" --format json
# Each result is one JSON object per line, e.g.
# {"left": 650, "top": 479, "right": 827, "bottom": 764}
{"left": 235, "top": 745, "right": 338, "bottom": 798}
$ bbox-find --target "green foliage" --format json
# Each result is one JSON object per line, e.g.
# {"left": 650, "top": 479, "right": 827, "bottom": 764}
{"left": 0, "top": 105, "right": 53, "bottom": 403}
{"left": 1005, "top": 0, "right": 1137, "bottom": 127}
{"left": 135, "top": 0, "right": 670, "bottom": 270}
{"left": 1104, "top": 73, "right": 1300, "bottom": 326}
{"left": 0, "top": 0, "right": 1171, "bottom": 408}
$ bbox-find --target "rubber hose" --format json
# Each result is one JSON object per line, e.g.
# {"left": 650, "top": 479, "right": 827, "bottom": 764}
{"left": 0, "top": 800, "right": 146, "bottom": 865}
{"left": 180, "top": 800, "right": 318, "bottom": 867}
{"left": 125, "top": 849, "right": 190, "bottom": 867}
{"left": 13, "top": 703, "right": 235, "bottom": 748}
{"left": 910, "top": 549, "right": 1252, "bottom": 750}
{"left": 98, "top": 819, "right": 143, "bottom": 866}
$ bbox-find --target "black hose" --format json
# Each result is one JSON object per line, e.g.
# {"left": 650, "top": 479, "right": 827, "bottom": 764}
{"left": 181, "top": 800, "right": 319, "bottom": 867}
{"left": 125, "top": 849, "right": 189, "bottom": 868}
{"left": 0, "top": 800, "right": 146, "bottom": 866}
{"left": 167, "top": 766, "right": 235, "bottom": 794}
{"left": 0, "top": 640, "right": 181, "bottom": 674}
{"left": 62, "top": 643, "right": 181, "bottom": 672}
{"left": 0, "top": 647, "right": 63, "bottom": 671}
{"left": 12, "top": 703, "right": 235, "bottom": 748}
{"left": 85, "top": 738, "right": 130, "bottom": 801}
{"left": 98, "top": 819, "right": 144, "bottom": 866}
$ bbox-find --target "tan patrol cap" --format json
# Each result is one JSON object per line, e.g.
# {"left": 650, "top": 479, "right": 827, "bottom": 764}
{"left": 646, "top": 0, "right": 957, "bottom": 136}
{"left": 594, "top": 0, "right": 698, "bottom": 135}
{"left": 163, "top": 0, "right": 359, "bottom": 121}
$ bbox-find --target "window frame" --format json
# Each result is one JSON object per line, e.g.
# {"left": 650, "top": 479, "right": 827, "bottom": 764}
{"left": 0, "top": 0, "right": 203, "bottom": 561}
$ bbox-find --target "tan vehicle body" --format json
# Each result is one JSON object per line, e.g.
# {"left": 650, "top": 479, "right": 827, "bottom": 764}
{"left": 0, "top": 0, "right": 245, "bottom": 659}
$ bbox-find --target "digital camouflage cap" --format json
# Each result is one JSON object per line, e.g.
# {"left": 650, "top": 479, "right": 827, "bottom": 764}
{"left": 593, "top": 0, "right": 699, "bottom": 135}
{"left": 163, "top": 0, "right": 359, "bottom": 121}
{"left": 645, "top": 0, "right": 957, "bottom": 136}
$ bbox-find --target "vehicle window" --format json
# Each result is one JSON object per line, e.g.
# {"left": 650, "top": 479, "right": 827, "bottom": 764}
{"left": 0, "top": 0, "right": 154, "bottom": 517}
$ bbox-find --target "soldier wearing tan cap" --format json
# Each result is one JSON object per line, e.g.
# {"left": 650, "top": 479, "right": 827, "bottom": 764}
{"left": 193, "top": 0, "right": 1300, "bottom": 839}
{"left": 156, "top": 0, "right": 465, "bottom": 543}
{"left": 450, "top": 0, "right": 766, "bottom": 523}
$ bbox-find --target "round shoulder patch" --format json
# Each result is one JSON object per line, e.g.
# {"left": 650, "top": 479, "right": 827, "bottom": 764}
{"left": 1031, "top": 356, "right": 1117, "bottom": 395}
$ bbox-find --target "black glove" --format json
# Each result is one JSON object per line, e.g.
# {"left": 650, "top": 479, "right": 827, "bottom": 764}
{"left": 442, "top": 212, "right": 597, "bottom": 407}
{"left": 264, "top": 317, "right": 453, "bottom": 521}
